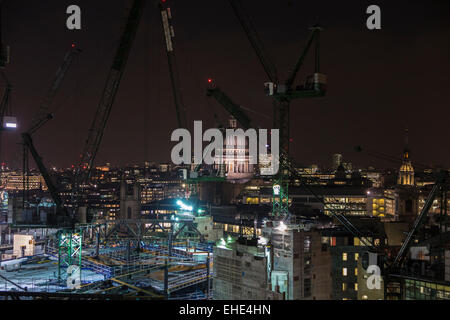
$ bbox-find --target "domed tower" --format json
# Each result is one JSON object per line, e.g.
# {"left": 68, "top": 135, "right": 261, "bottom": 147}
{"left": 217, "top": 116, "right": 254, "bottom": 182}
{"left": 398, "top": 129, "right": 414, "bottom": 186}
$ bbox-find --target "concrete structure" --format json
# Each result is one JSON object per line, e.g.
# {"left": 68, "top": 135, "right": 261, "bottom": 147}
{"left": 213, "top": 239, "right": 269, "bottom": 300}
{"left": 332, "top": 154, "right": 343, "bottom": 171}
{"left": 2, "top": 234, "right": 35, "bottom": 260}
{"left": 264, "top": 221, "right": 313, "bottom": 300}
{"left": 13, "top": 234, "right": 35, "bottom": 257}
{"left": 119, "top": 181, "right": 141, "bottom": 220}
{"left": 194, "top": 215, "right": 222, "bottom": 242}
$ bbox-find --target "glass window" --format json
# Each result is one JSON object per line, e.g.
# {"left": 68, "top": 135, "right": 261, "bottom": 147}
{"left": 355, "top": 283, "right": 358, "bottom": 291}
{"left": 342, "top": 283, "right": 347, "bottom": 291}
{"left": 355, "top": 268, "right": 358, "bottom": 276}
{"left": 343, "top": 253, "right": 348, "bottom": 261}
{"left": 343, "top": 268, "right": 348, "bottom": 276}
{"left": 355, "top": 253, "right": 359, "bottom": 261}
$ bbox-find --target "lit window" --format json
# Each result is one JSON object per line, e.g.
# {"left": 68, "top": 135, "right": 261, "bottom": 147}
{"left": 343, "top": 268, "right": 348, "bottom": 276}
{"left": 342, "top": 253, "right": 347, "bottom": 261}
{"left": 355, "top": 268, "right": 358, "bottom": 276}
{"left": 355, "top": 253, "right": 359, "bottom": 261}
{"left": 354, "top": 283, "right": 358, "bottom": 291}
{"left": 342, "top": 283, "right": 347, "bottom": 291}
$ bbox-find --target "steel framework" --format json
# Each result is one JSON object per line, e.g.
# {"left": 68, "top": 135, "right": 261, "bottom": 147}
{"left": 57, "top": 230, "right": 82, "bottom": 284}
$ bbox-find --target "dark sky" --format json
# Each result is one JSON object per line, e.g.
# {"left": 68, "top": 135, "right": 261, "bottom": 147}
{"left": 1, "top": 0, "right": 449, "bottom": 170}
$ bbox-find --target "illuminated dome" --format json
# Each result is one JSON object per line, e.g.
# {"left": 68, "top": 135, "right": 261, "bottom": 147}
{"left": 399, "top": 162, "right": 414, "bottom": 173}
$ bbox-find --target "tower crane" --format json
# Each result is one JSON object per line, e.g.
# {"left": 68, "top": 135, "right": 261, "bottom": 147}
{"left": 226, "top": 0, "right": 326, "bottom": 218}
{"left": 72, "top": 0, "right": 146, "bottom": 222}
{"left": 20, "top": 46, "right": 81, "bottom": 227}
{"left": 190, "top": 1, "right": 326, "bottom": 201}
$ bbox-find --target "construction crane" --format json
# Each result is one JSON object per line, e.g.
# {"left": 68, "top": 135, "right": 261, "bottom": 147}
{"left": 20, "top": 47, "right": 81, "bottom": 227}
{"left": 72, "top": 0, "right": 146, "bottom": 220}
{"left": 158, "top": 0, "right": 187, "bottom": 129}
{"left": 207, "top": 85, "right": 376, "bottom": 250}
{"left": 0, "top": 71, "right": 12, "bottom": 164}
{"left": 0, "top": 2, "right": 13, "bottom": 167}
{"left": 0, "top": 1, "right": 9, "bottom": 69}
{"left": 227, "top": 0, "right": 326, "bottom": 218}
{"left": 206, "top": 86, "right": 252, "bottom": 130}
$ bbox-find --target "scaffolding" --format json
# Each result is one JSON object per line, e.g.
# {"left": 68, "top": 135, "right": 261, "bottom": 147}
{"left": 57, "top": 231, "right": 82, "bottom": 284}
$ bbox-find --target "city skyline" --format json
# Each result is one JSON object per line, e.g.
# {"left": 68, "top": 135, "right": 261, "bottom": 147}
{"left": 1, "top": 0, "right": 449, "bottom": 169}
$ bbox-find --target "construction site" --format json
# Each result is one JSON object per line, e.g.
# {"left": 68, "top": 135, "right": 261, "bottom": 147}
{"left": 0, "top": 0, "right": 449, "bottom": 302}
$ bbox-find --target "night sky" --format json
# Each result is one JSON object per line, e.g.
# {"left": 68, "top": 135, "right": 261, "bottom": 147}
{"left": 1, "top": 0, "right": 449, "bottom": 170}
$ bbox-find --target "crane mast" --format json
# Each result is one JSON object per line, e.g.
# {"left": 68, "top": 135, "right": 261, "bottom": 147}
{"left": 0, "top": 72, "right": 11, "bottom": 149}
{"left": 159, "top": 0, "right": 187, "bottom": 129}
{"left": 0, "top": 2, "right": 12, "bottom": 165}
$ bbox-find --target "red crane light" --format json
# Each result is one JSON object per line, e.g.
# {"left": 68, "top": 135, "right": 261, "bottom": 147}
{"left": 207, "top": 78, "right": 213, "bottom": 83}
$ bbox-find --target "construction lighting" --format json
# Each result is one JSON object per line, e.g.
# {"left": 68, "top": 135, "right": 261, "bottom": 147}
{"left": 277, "top": 221, "right": 287, "bottom": 232}
{"left": 258, "top": 236, "right": 268, "bottom": 245}
{"left": 176, "top": 200, "right": 193, "bottom": 212}
{"left": 273, "top": 184, "right": 281, "bottom": 196}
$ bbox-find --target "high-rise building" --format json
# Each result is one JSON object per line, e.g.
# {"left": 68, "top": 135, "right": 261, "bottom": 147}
{"left": 332, "top": 154, "right": 343, "bottom": 171}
